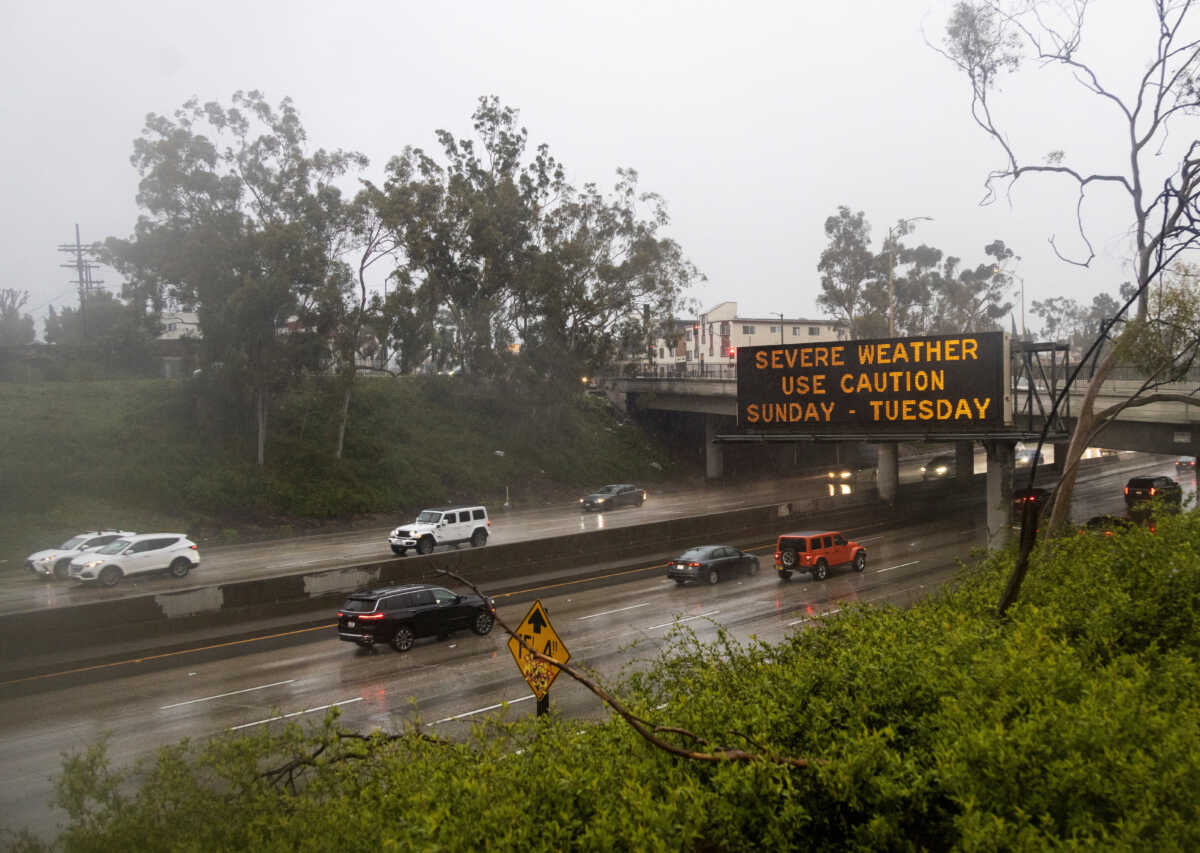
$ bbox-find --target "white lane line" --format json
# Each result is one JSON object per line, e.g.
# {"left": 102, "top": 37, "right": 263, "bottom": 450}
{"left": 161, "top": 679, "right": 296, "bottom": 710}
{"left": 787, "top": 608, "right": 841, "bottom": 627}
{"left": 577, "top": 602, "right": 651, "bottom": 620}
{"left": 229, "top": 697, "right": 362, "bottom": 731}
{"left": 426, "top": 694, "right": 536, "bottom": 726}
{"left": 876, "top": 560, "right": 921, "bottom": 574}
{"left": 647, "top": 609, "right": 720, "bottom": 631}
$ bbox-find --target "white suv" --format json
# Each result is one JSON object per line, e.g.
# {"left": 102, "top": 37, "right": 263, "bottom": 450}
{"left": 26, "top": 530, "right": 137, "bottom": 580}
{"left": 388, "top": 506, "right": 489, "bottom": 556}
{"left": 69, "top": 533, "right": 200, "bottom": 587}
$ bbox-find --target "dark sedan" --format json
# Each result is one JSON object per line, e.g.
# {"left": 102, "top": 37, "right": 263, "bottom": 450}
{"left": 337, "top": 584, "right": 495, "bottom": 652}
{"left": 580, "top": 483, "right": 646, "bottom": 512}
{"left": 668, "top": 545, "right": 759, "bottom": 585}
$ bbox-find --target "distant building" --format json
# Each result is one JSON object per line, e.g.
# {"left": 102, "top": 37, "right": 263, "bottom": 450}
{"left": 158, "top": 311, "right": 201, "bottom": 340}
{"left": 649, "top": 302, "right": 844, "bottom": 369}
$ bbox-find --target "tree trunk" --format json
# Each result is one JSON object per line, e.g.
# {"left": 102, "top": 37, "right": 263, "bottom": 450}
{"left": 335, "top": 381, "right": 351, "bottom": 461}
{"left": 256, "top": 388, "right": 268, "bottom": 467}
{"left": 1045, "top": 349, "right": 1117, "bottom": 536}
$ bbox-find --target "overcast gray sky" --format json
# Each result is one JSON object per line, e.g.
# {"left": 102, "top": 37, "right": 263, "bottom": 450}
{"left": 4, "top": 0, "right": 1188, "bottom": 338}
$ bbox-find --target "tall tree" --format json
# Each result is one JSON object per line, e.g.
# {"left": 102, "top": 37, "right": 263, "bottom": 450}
{"left": 0, "top": 289, "right": 35, "bottom": 346}
{"left": 816, "top": 207, "right": 883, "bottom": 340}
{"left": 106, "top": 91, "right": 366, "bottom": 465}
{"left": 941, "top": 1, "right": 1200, "bottom": 610}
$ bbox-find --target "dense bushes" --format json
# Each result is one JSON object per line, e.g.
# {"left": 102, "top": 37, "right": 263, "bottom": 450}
{"left": 0, "top": 377, "right": 673, "bottom": 558}
{"left": 21, "top": 512, "right": 1200, "bottom": 851}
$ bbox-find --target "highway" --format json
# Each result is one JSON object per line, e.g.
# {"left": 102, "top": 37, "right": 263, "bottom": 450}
{"left": 0, "top": 453, "right": 1190, "bottom": 842}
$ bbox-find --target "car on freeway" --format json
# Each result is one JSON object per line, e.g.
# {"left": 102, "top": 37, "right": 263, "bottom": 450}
{"left": 921, "top": 454, "right": 956, "bottom": 480}
{"left": 580, "top": 483, "right": 646, "bottom": 512}
{"left": 1012, "top": 487, "right": 1051, "bottom": 522}
{"left": 775, "top": 530, "right": 866, "bottom": 581}
{"left": 25, "top": 530, "right": 136, "bottom": 579}
{"left": 336, "top": 584, "right": 495, "bottom": 652}
{"left": 388, "top": 505, "right": 489, "bottom": 555}
{"left": 667, "top": 545, "right": 760, "bottom": 585}
{"left": 1177, "top": 455, "right": 1196, "bottom": 474}
{"left": 1015, "top": 444, "right": 1045, "bottom": 466}
{"left": 68, "top": 533, "right": 199, "bottom": 587}
{"left": 1123, "top": 476, "right": 1182, "bottom": 511}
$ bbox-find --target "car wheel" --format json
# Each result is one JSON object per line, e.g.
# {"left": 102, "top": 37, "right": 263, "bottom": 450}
{"left": 391, "top": 624, "right": 415, "bottom": 652}
{"left": 853, "top": 551, "right": 866, "bottom": 572}
{"left": 471, "top": 611, "right": 495, "bottom": 635}
{"left": 390, "top": 545, "right": 406, "bottom": 556}
{"left": 778, "top": 570, "right": 792, "bottom": 581}
{"left": 470, "top": 529, "right": 488, "bottom": 548}
{"left": 98, "top": 565, "right": 122, "bottom": 587}
{"left": 780, "top": 548, "right": 798, "bottom": 570}
{"left": 52, "top": 559, "right": 72, "bottom": 580}
{"left": 747, "top": 558, "right": 759, "bottom": 576}
{"left": 707, "top": 567, "right": 720, "bottom": 585}
{"left": 168, "top": 558, "right": 191, "bottom": 579}
{"left": 417, "top": 536, "right": 435, "bottom": 555}
{"left": 813, "top": 559, "right": 829, "bottom": 581}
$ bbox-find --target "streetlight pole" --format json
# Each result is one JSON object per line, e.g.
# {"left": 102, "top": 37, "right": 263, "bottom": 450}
{"left": 773, "top": 312, "right": 784, "bottom": 344}
{"left": 887, "top": 216, "right": 933, "bottom": 337}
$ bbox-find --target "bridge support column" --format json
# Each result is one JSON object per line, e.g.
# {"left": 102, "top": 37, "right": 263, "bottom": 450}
{"left": 955, "top": 440, "right": 974, "bottom": 484}
{"left": 1052, "top": 442, "right": 1069, "bottom": 473}
{"left": 876, "top": 442, "right": 898, "bottom": 506}
{"left": 985, "top": 440, "right": 1015, "bottom": 550}
{"left": 704, "top": 414, "right": 724, "bottom": 480}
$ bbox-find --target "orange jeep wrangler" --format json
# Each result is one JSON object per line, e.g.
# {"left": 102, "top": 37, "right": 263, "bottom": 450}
{"left": 775, "top": 530, "right": 866, "bottom": 581}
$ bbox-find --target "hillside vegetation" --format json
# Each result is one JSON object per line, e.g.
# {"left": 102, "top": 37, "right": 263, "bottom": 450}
{"left": 10, "top": 511, "right": 1199, "bottom": 850}
{"left": 0, "top": 377, "right": 675, "bottom": 561}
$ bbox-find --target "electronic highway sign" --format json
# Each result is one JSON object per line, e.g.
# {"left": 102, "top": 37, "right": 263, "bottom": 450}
{"left": 736, "top": 331, "right": 1010, "bottom": 433}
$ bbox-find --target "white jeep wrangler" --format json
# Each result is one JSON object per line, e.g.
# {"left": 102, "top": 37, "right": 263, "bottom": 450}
{"left": 388, "top": 505, "right": 489, "bottom": 556}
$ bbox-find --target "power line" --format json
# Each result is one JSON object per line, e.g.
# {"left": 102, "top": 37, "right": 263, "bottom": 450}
{"left": 55, "top": 223, "right": 104, "bottom": 340}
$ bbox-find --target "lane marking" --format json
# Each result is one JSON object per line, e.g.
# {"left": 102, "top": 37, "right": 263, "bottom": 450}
{"left": 647, "top": 609, "right": 720, "bottom": 630}
{"left": 160, "top": 679, "right": 296, "bottom": 710}
{"left": 493, "top": 563, "right": 668, "bottom": 598}
{"left": 577, "top": 602, "right": 650, "bottom": 620}
{"left": 788, "top": 608, "right": 841, "bottom": 627}
{"left": 0, "top": 623, "right": 335, "bottom": 688}
{"left": 229, "top": 696, "right": 362, "bottom": 731}
{"left": 426, "top": 694, "right": 535, "bottom": 726}
{"left": 876, "top": 560, "right": 921, "bottom": 574}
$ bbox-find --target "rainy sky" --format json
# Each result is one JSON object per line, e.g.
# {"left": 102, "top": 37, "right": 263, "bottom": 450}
{"left": 3, "top": 0, "right": 1186, "bottom": 338}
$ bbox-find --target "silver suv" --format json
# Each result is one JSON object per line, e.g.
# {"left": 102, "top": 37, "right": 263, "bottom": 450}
{"left": 69, "top": 533, "right": 200, "bottom": 587}
{"left": 388, "top": 506, "right": 489, "bottom": 556}
{"left": 26, "top": 530, "right": 136, "bottom": 579}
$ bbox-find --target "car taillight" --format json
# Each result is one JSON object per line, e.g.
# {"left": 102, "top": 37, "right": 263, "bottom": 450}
{"left": 358, "top": 612, "right": 385, "bottom": 621}
{"left": 688, "top": 561, "right": 701, "bottom": 567}
{"left": 189, "top": 544, "right": 198, "bottom": 550}
{"left": 1150, "top": 487, "right": 1157, "bottom": 496}
{"left": 1124, "top": 486, "right": 1129, "bottom": 495}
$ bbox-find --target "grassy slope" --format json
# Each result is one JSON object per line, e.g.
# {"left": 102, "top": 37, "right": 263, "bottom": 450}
{"left": 0, "top": 377, "right": 676, "bottom": 562}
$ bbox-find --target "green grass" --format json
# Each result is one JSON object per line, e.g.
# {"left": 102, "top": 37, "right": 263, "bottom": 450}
{"left": 0, "top": 377, "right": 675, "bottom": 563}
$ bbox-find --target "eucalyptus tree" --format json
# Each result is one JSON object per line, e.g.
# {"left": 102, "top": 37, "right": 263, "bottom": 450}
{"left": 105, "top": 91, "right": 366, "bottom": 465}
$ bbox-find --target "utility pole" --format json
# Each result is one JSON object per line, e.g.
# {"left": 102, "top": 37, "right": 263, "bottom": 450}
{"left": 56, "top": 224, "right": 104, "bottom": 341}
{"left": 774, "top": 312, "right": 784, "bottom": 343}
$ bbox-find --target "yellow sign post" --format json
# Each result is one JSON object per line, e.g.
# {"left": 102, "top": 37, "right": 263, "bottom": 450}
{"left": 507, "top": 599, "right": 570, "bottom": 713}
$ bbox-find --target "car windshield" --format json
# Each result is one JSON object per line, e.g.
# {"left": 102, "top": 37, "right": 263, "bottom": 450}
{"left": 59, "top": 536, "right": 88, "bottom": 550}
{"left": 596, "top": 485, "right": 620, "bottom": 495}
{"left": 678, "top": 547, "right": 715, "bottom": 561}
{"left": 415, "top": 511, "right": 442, "bottom": 523}
{"left": 96, "top": 539, "right": 131, "bottom": 555}
{"left": 1127, "top": 478, "right": 1155, "bottom": 489}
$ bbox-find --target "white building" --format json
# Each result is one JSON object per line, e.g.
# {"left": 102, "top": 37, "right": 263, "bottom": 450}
{"left": 651, "top": 302, "right": 844, "bottom": 371}
{"left": 158, "top": 311, "right": 201, "bottom": 340}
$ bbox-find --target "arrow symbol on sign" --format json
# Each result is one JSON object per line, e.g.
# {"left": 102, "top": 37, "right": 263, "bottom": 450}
{"left": 528, "top": 608, "right": 547, "bottom": 634}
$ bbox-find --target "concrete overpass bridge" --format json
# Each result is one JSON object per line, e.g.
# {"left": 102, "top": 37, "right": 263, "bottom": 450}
{"left": 601, "top": 352, "right": 1197, "bottom": 546}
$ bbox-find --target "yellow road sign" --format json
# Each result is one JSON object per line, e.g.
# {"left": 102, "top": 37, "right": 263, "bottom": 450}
{"left": 507, "top": 599, "right": 571, "bottom": 700}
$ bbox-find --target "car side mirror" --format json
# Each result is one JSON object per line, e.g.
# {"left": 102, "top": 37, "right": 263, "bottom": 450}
{"left": 123, "top": 548, "right": 135, "bottom": 555}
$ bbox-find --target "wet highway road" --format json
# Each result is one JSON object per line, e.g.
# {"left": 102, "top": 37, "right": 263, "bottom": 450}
{"left": 0, "top": 454, "right": 1190, "bottom": 841}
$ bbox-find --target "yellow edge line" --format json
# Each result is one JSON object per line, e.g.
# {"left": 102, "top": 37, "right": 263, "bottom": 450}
{"left": 3, "top": 543, "right": 784, "bottom": 689}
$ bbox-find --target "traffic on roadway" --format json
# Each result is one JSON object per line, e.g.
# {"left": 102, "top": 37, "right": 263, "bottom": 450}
{"left": 0, "top": 451, "right": 1189, "bottom": 842}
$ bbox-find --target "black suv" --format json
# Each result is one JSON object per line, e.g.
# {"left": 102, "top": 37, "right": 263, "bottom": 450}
{"left": 1124, "top": 476, "right": 1182, "bottom": 510}
{"left": 337, "top": 584, "right": 495, "bottom": 652}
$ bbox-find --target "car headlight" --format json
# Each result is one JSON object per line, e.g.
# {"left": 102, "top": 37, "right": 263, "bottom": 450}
{"left": 82, "top": 559, "right": 103, "bottom": 569}
{"left": 935, "top": 465, "right": 948, "bottom": 475}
